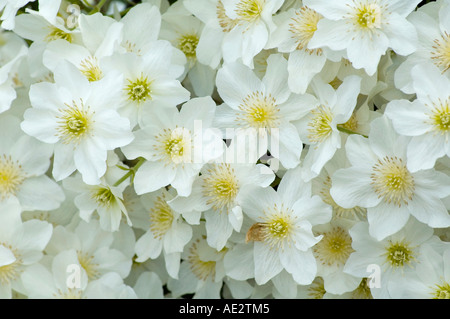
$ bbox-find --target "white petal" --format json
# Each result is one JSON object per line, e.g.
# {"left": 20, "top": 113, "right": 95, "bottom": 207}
{"left": 330, "top": 167, "right": 381, "bottom": 209}
{"left": 133, "top": 161, "right": 176, "bottom": 195}
{"left": 0, "top": 246, "right": 15, "bottom": 267}
{"left": 135, "top": 231, "right": 163, "bottom": 262}
{"left": 216, "top": 61, "right": 262, "bottom": 109}
{"left": 367, "top": 201, "right": 411, "bottom": 241}
{"left": 280, "top": 247, "right": 317, "bottom": 285}
{"left": 223, "top": 243, "right": 255, "bottom": 281}
{"left": 253, "top": 242, "right": 283, "bottom": 284}
{"left": 17, "top": 176, "right": 65, "bottom": 211}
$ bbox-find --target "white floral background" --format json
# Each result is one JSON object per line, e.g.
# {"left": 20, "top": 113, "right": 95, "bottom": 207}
{"left": 0, "top": 0, "right": 449, "bottom": 299}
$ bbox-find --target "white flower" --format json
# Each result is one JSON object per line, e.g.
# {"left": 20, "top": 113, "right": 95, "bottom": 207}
{"left": 388, "top": 243, "right": 450, "bottom": 299}
{"left": 312, "top": 219, "right": 361, "bottom": 295}
{"left": 121, "top": 96, "right": 224, "bottom": 196}
{"left": 101, "top": 48, "right": 190, "bottom": 129}
{"left": 268, "top": 6, "right": 338, "bottom": 94}
{"left": 21, "top": 60, "right": 134, "bottom": 185}
{"left": 185, "top": 0, "right": 284, "bottom": 68}
{"left": 0, "top": 114, "right": 65, "bottom": 211}
{"left": 21, "top": 253, "right": 137, "bottom": 299}
{"left": 344, "top": 218, "right": 441, "bottom": 298}
{"left": 330, "top": 116, "right": 450, "bottom": 241}
{"left": 394, "top": 0, "right": 450, "bottom": 94}
{"left": 215, "top": 53, "right": 314, "bottom": 169}
{"left": 304, "top": 0, "right": 421, "bottom": 75}
{"left": 132, "top": 188, "right": 193, "bottom": 279}
{"left": 0, "top": 196, "right": 53, "bottom": 298}
{"left": 385, "top": 63, "right": 450, "bottom": 172}
{"left": 295, "top": 75, "right": 362, "bottom": 181}
{"left": 160, "top": 1, "right": 216, "bottom": 97}
{"left": 62, "top": 159, "right": 132, "bottom": 232}
{"left": 168, "top": 140, "right": 275, "bottom": 250}
{"left": 236, "top": 166, "right": 332, "bottom": 285}
{"left": 44, "top": 220, "right": 132, "bottom": 282}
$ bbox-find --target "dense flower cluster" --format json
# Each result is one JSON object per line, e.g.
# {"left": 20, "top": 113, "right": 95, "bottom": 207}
{"left": 0, "top": 0, "right": 449, "bottom": 299}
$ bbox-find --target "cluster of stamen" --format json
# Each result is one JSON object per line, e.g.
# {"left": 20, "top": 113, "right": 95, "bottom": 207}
{"left": 370, "top": 156, "right": 415, "bottom": 207}
{"left": 202, "top": 164, "right": 239, "bottom": 212}
{"left": 289, "top": 6, "right": 322, "bottom": 54}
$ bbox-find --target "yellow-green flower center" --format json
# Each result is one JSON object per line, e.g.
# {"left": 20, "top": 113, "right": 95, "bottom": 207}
{"left": 431, "top": 31, "right": 450, "bottom": 73}
{"left": 149, "top": 194, "right": 174, "bottom": 239}
{"left": 56, "top": 100, "right": 92, "bottom": 145}
{"left": 126, "top": 73, "right": 153, "bottom": 104}
{"left": 202, "top": 164, "right": 239, "bottom": 212}
{"left": 383, "top": 240, "right": 415, "bottom": 269}
{"left": 0, "top": 155, "right": 25, "bottom": 199}
{"left": 371, "top": 156, "right": 415, "bottom": 207}
{"left": 308, "top": 105, "right": 334, "bottom": 143}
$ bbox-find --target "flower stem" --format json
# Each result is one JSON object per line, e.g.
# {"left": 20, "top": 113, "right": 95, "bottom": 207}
{"left": 337, "top": 125, "right": 368, "bottom": 138}
{"left": 89, "top": 0, "right": 109, "bottom": 14}
{"left": 113, "top": 157, "right": 146, "bottom": 187}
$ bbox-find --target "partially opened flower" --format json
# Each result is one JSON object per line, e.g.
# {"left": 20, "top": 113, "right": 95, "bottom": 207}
{"left": 295, "top": 75, "right": 362, "bottom": 181}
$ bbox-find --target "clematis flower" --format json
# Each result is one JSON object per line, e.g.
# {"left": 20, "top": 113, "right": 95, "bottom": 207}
{"left": 330, "top": 116, "right": 450, "bottom": 241}
{"left": 304, "top": 0, "right": 421, "bottom": 75}
{"left": 21, "top": 60, "right": 134, "bottom": 185}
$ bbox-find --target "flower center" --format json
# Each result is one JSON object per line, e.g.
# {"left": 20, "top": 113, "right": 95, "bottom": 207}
{"left": 91, "top": 186, "right": 115, "bottom": 208}
{"left": 0, "top": 243, "right": 22, "bottom": 286}
{"left": 307, "top": 277, "right": 326, "bottom": 299}
{"left": 202, "top": 164, "right": 239, "bottom": 212}
{"left": 371, "top": 156, "right": 415, "bottom": 207}
{"left": 56, "top": 99, "right": 93, "bottom": 145}
{"left": 235, "top": 0, "right": 265, "bottom": 24}
{"left": 246, "top": 204, "right": 296, "bottom": 250}
{"left": 45, "top": 26, "right": 73, "bottom": 43}
{"left": 178, "top": 34, "right": 199, "bottom": 61}
{"left": 432, "top": 282, "right": 450, "bottom": 299}
{"left": 307, "top": 105, "right": 334, "bottom": 143}
{"left": 313, "top": 226, "right": 354, "bottom": 267}
{"left": 341, "top": 112, "right": 359, "bottom": 132}
{"left": 149, "top": 194, "right": 174, "bottom": 239}
{"left": 237, "top": 91, "right": 280, "bottom": 130}
{"left": 154, "top": 127, "right": 193, "bottom": 165}
{"left": 431, "top": 32, "right": 450, "bottom": 74}
{"left": 352, "top": 2, "right": 382, "bottom": 30}
{"left": 187, "top": 238, "right": 218, "bottom": 282}
{"left": 79, "top": 57, "right": 103, "bottom": 82}
{"left": 77, "top": 250, "right": 99, "bottom": 280}
{"left": 126, "top": 73, "right": 153, "bottom": 104}
{"left": 384, "top": 240, "right": 415, "bottom": 269}
{"left": 0, "top": 155, "right": 26, "bottom": 199}
{"left": 289, "top": 6, "right": 322, "bottom": 54}
{"left": 426, "top": 98, "right": 450, "bottom": 135}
